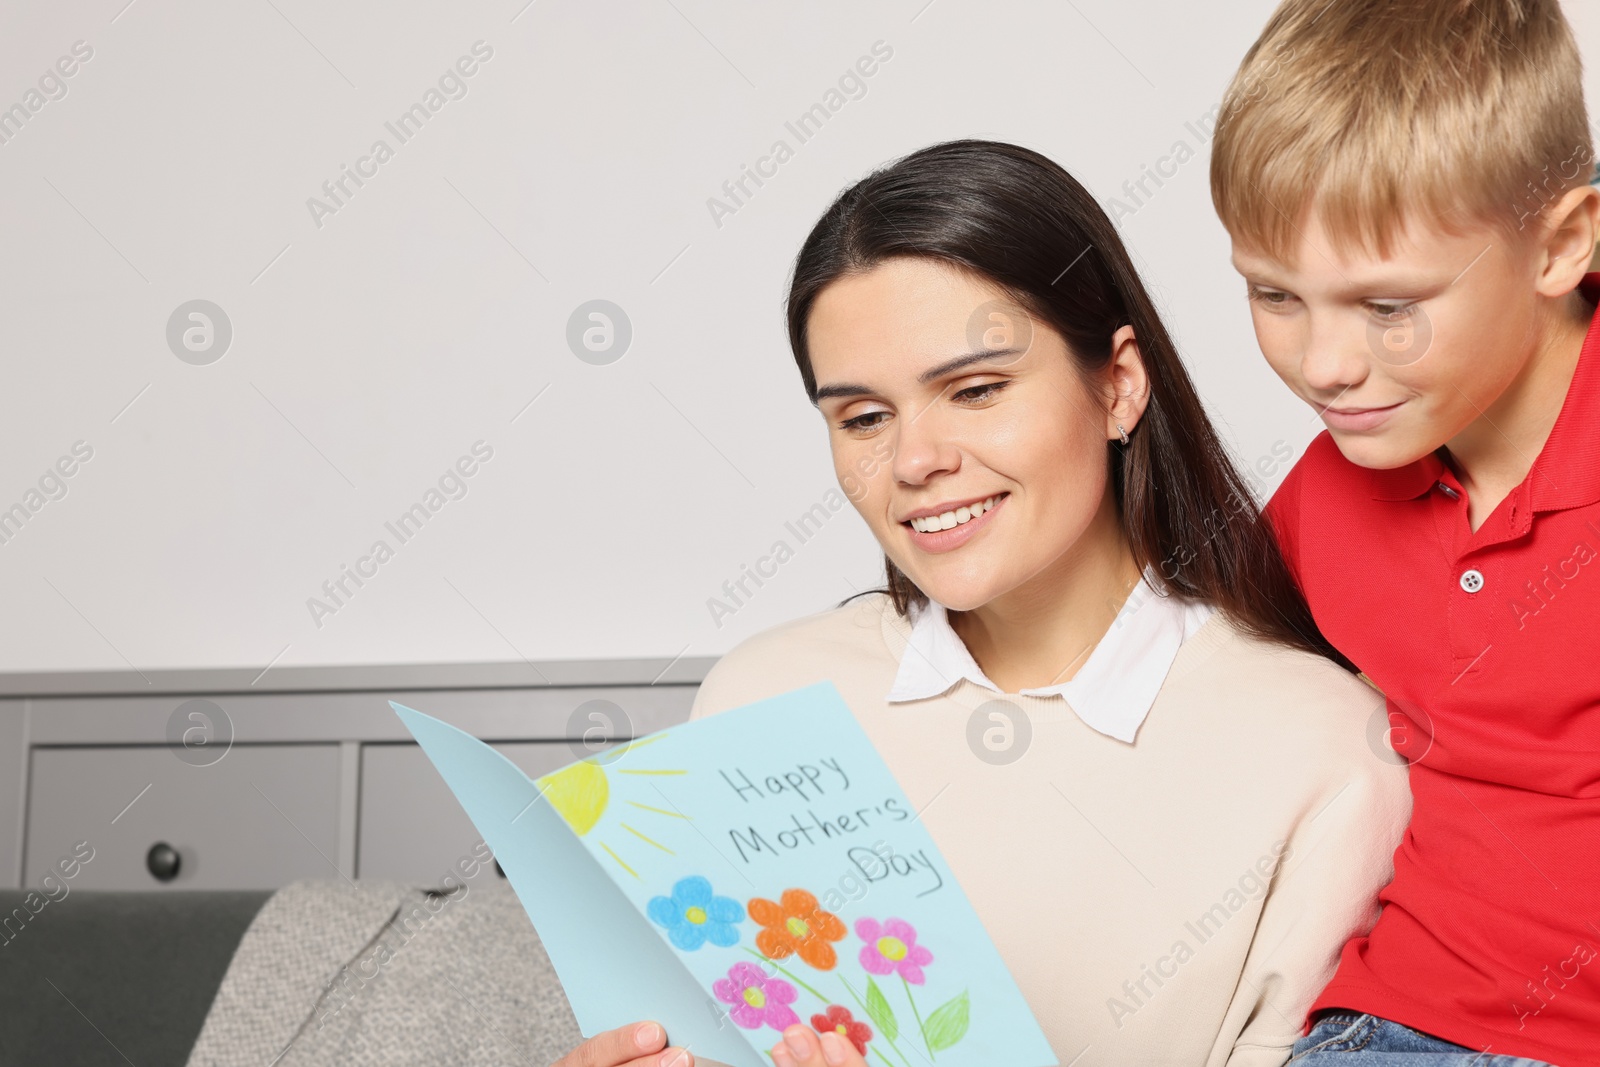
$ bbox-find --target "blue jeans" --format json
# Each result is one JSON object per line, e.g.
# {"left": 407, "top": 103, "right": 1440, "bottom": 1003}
{"left": 1286, "top": 1011, "right": 1558, "bottom": 1065}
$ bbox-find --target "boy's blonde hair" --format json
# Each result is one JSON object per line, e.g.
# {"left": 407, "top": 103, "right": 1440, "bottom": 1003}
{"left": 1211, "top": 0, "right": 1594, "bottom": 262}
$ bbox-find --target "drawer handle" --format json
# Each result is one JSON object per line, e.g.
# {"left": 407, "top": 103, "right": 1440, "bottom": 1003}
{"left": 146, "top": 842, "right": 181, "bottom": 883}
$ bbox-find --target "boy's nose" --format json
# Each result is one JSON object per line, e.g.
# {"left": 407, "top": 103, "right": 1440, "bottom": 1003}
{"left": 1298, "top": 329, "right": 1370, "bottom": 394}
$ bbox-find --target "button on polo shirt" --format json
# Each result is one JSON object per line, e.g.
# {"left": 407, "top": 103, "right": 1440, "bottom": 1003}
{"left": 1265, "top": 273, "right": 1600, "bottom": 1066}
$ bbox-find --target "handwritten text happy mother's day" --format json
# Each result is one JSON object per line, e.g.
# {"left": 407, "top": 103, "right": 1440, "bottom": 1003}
{"left": 714, "top": 758, "right": 944, "bottom": 899}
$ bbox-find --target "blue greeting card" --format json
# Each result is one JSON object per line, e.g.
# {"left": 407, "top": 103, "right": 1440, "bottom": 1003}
{"left": 391, "top": 680, "right": 1056, "bottom": 1067}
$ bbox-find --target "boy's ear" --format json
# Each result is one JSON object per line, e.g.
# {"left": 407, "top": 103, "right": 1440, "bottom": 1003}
{"left": 1536, "top": 183, "right": 1600, "bottom": 295}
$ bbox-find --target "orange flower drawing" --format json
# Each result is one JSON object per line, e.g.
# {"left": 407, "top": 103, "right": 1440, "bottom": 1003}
{"left": 747, "top": 888, "right": 847, "bottom": 970}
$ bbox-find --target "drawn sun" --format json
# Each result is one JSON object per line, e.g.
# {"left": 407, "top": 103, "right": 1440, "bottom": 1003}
{"left": 533, "top": 734, "right": 690, "bottom": 878}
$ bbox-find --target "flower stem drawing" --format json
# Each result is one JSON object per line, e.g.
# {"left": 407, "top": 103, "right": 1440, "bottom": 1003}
{"left": 901, "top": 975, "right": 930, "bottom": 1057}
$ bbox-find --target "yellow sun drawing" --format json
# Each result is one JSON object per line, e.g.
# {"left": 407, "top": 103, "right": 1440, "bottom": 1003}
{"left": 534, "top": 734, "right": 690, "bottom": 879}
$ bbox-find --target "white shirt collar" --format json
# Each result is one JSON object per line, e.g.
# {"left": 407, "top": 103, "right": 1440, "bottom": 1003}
{"left": 884, "top": 565, "right": 1217, "bottom": 743}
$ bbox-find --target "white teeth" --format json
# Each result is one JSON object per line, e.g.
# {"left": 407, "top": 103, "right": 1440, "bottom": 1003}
{"left": 909, "top": 494, "right": 1003, "bottom": 533}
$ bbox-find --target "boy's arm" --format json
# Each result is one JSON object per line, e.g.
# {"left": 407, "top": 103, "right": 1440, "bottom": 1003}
{"left": 1219, "top": 752, "right": 1411, "bottom": 1066}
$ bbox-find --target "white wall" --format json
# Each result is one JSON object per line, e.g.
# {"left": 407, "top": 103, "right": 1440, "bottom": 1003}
{"left": 0, "top": 0, "right": 1594, "bottom": 673}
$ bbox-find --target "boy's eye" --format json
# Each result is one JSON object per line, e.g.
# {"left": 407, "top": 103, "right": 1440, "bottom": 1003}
{"left": 1246, "top": 283, "right": 1294, "bottom": 308}
{"left": 1365, "top": 300, "right": 1418, "bottom": 322}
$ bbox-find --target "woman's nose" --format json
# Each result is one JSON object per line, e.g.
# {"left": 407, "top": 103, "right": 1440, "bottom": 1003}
{"left": 889, "top": 405, "right": 962, "bottom": 484}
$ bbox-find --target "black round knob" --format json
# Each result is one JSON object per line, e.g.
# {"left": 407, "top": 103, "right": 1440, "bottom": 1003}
{"left": 146, "top": 842, "right": 181, "bottom": 883}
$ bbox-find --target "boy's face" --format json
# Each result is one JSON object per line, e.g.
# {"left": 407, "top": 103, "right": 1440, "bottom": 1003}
{"left": 1230, "top": 208, "right": 1546, "bottom": 470}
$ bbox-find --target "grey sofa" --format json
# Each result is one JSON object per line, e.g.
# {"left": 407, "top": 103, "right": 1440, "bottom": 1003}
{"left": 0, "top": 889, "right": 270, "bottom": 1066}
{"left": 1, "top": 877, "right": 591, "bottom": 1067}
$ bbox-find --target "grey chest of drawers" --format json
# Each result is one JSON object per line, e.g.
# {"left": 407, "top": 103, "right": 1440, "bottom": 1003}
{"left": 0, "top": 657, "right": 712, "bottom": 891}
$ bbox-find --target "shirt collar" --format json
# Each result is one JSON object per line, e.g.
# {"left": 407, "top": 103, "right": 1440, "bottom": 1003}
{"left": 1368, "top": 271, "right": 1600, "bottom": 510}
{"left": 1367, "top": 449, "right": 1448, "bottom": 501}
{"left": 883, "top": 565, "right": 1217, "bottom": 744}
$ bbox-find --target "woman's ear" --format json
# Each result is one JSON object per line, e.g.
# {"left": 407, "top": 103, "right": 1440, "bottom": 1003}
{"left": 1104, "top": 323, "right": 1151, "bottom": 440}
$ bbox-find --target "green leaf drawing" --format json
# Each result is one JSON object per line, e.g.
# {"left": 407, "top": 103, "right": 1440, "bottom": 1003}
{"left": 923, "top": 989, "right": 970, "bottom": 1052}
{"left": 864, "top": 976, "right": 899, "bottom": 1041}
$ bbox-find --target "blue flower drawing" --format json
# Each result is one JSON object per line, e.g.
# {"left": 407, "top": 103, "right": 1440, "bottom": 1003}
{"left": 648, "top": 875, "right": 744, "bottom": 951}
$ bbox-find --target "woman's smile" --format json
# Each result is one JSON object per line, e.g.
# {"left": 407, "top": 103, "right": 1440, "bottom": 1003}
{"left": 900, "top": 491, "right": 1009, "bottom": 553}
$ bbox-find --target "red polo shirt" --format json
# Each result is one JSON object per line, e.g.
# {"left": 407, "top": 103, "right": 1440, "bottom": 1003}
{"left": 1266, "top": 273, "right": 1600, "bottom": 1066}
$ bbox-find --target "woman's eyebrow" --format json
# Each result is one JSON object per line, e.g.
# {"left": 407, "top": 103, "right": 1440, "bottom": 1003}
{"left": 813, "top": 347, "right": 1024, "bottom": 403}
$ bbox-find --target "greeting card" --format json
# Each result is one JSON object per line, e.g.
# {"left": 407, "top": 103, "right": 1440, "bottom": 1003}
{"left": 391, "top": 680, "right": 1055, "bottom": 1067}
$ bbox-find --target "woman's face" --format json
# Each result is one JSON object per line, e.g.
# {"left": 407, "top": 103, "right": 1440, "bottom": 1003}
{"left": 806, "top": 256, "right": 1143, "bottom": 612}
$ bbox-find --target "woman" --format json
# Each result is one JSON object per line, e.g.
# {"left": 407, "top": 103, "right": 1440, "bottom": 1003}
{"left": 555, "top": 140, "right": 1410, "bottom": 1067}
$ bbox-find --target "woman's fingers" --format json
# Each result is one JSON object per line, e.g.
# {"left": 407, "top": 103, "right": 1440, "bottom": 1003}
{"left": 553, "top": 1020, "right": 692, "bottom": 1067}
{"left": 645, "top": 1053, "right": 693, "bottom": 1067}
{"left": 769, "top": 1023, "right": 868, "bottom": 1067}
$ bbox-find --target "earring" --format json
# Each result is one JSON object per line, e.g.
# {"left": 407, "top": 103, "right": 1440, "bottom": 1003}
{"left": 1116, "top": 421, "right": 1130, "bottom": 446}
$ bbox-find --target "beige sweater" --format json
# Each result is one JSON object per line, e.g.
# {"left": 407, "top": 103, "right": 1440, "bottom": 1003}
{"left": 687, "top": 592, "right": 1411, "bottom": 1067}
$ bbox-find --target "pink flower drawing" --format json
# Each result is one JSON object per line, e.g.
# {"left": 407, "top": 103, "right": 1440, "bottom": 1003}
{"left": 855, "top": 917, "right": 934, "bottom": 985}
{"left": 712, "top": 961, "right": 800, "bottom": 1031}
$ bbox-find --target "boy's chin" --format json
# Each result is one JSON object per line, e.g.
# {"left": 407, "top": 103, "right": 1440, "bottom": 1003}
{"left": 1323, "top": 425, "right": 1435, "bottom": 471}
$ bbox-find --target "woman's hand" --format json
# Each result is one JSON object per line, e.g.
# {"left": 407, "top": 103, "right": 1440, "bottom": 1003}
{"left": 551, "top": 1021, "right": 693, "bottom": 1067}
{"left": 768, "top": 1022, "right": 869, "bottom": 1067}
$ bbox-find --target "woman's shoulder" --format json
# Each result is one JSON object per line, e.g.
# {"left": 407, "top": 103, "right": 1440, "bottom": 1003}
{"left": 1169, "top": 607, "right": 1390, "bottom": 751}
{"left": 690, "top": 591, "right": 900, "bottom": 719}
{"left": 1161, "top": 608, "right": 1411, "bottom": 829}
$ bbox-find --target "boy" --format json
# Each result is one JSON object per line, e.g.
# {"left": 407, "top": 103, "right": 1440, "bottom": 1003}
{"left": 1210, "top": 1, "right": 1600, "bottom": 1064}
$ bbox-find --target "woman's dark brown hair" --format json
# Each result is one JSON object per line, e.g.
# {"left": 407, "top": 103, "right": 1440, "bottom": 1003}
{"left": 785, "top": 138, "right": 1352, "bottom": 669}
